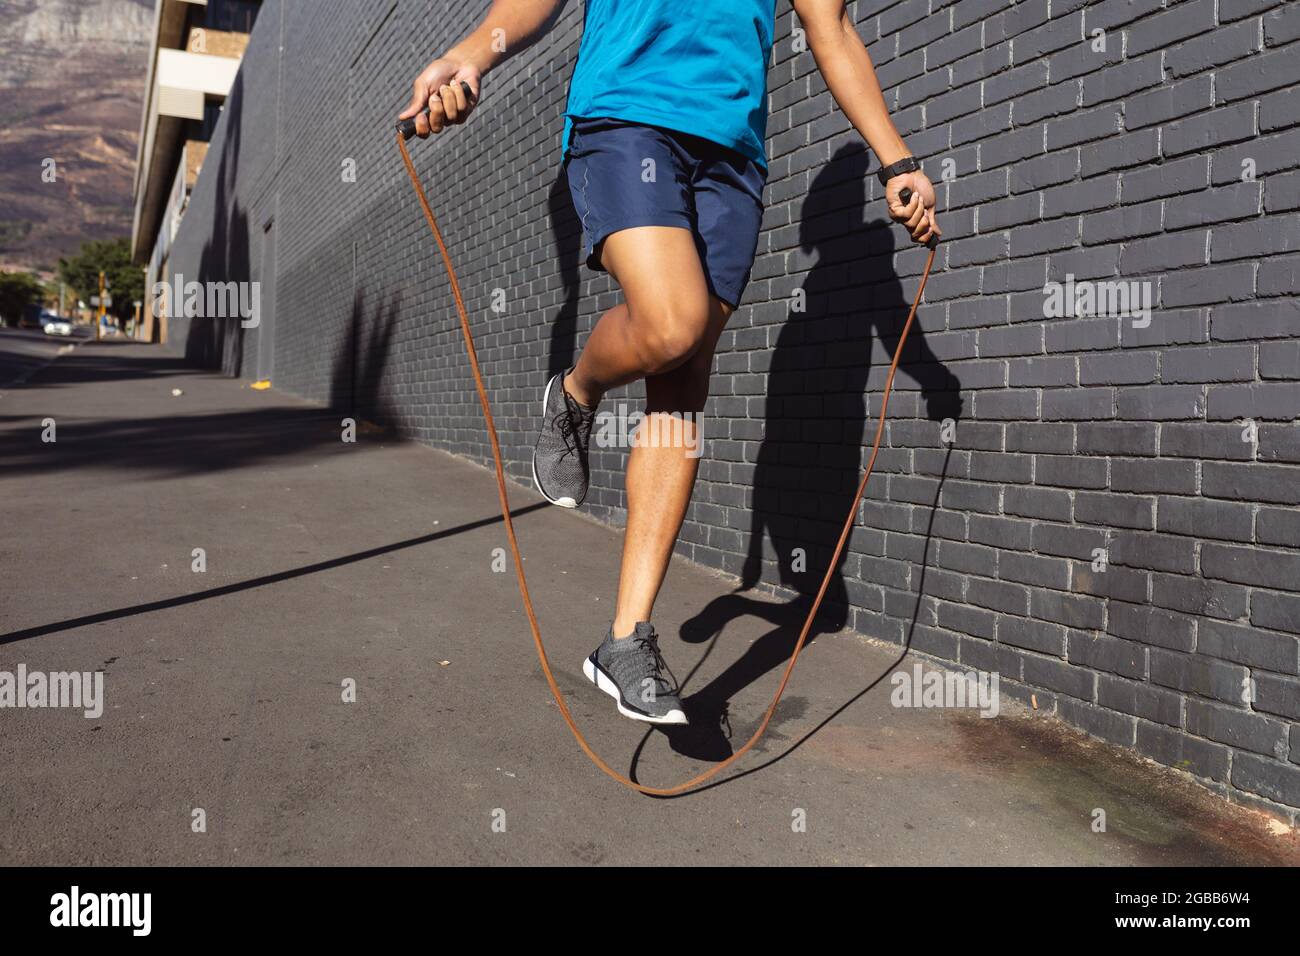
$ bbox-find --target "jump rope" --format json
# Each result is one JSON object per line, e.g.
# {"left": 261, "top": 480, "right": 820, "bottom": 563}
{"left": 398, "top": 90, "right": 939, "bottom": 796}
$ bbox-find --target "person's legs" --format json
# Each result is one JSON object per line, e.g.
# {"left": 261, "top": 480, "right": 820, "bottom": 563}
{"left": 560, "top": 225, "right": 714, "bottom": 409}
{"left": 610, "top": 296, "right": 731, "bottom": 637}
{"left": 564, "top": 224, "right": 729, "bottom": 639}
{"left": 553, "top": 122, "right": 763, "bottom": 722}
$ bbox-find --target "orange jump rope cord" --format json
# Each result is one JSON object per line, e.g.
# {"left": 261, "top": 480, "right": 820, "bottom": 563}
{"left": 398, "top": 132, "right": 937, "bottom": 796}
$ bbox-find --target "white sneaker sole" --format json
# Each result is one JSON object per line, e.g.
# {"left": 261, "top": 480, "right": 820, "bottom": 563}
{"left": 583, "top": 656, "right": 688, "bottom": 726}
{"left": 532, "top": 373, "right": 579, "bottom": 509}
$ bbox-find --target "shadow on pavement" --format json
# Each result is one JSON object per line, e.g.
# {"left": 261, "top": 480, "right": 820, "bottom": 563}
{"left": 0, "top": 405, "right": 349, "bottom": 479}
{"left": 11, "top": 346, "right": 196, "bottom": 386}
{"left": 0, "top": 502, "right": 548, "bottom": 647}
{"left": 631, "top": 448, "right": 954, "bottom": 796}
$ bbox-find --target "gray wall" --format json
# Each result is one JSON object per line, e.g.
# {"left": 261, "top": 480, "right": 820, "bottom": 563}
{"left": 167, "top": 0, "right": 1300, "bottom": 817}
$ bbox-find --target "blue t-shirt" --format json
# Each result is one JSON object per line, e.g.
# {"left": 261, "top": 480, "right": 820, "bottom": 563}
{"left": 561, "top": 0, "right": 776, "bottom": 169}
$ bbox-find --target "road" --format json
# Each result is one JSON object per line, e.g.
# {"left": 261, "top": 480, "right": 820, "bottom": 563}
{"left": 0, "top": 326, "right": 86, "bottom": 387}
{"left": 0, "top": 341, "right": 1297, "bottom": 865}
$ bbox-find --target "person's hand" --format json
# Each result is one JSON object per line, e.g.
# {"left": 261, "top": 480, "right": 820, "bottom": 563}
{"left": 885, "top": 169, "right": 940, "bottom": 246}
{"left": 398, "top": 57, "right": 481, "bottom": 137}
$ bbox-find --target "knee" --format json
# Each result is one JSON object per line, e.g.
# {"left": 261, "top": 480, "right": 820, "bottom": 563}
{"left": 646, "top": 360, "right": 712, "bottom": 414}
{"left": 632, "top": 300, "right": 710, "bottom": 375}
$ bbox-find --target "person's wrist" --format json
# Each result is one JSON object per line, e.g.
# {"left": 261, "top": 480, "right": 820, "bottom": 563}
{"left": 877, "top": 155, "right": 920, "bottom": 187}
{"left": 875, "top": 146, "right": 911, "bottom": 168}
{"left": 445, "top": 42, "right": 491, "bottom": 77}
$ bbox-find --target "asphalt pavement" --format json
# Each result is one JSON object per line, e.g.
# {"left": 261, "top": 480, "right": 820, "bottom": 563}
{"left": 1, "top": 341, "right": 1297, "bottom": 865}
{"left": 0, "top": 326, "right": 84, "bottom": 387}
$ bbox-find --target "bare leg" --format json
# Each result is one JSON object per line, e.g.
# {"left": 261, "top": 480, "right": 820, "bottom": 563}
{"left": 611, "top": 297, "right": 731, "bottom": 637}
{"left": 560, "top": 226, "right": 714, "bottom": 409}
{"left": 555, "top": 225, "right": 735, "bottom": 637}
{"left": 556, "top": 225, "right": 735, "bottom": 637}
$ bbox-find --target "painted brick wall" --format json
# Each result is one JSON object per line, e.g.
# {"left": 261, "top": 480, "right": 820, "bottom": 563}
{"left": 167, "top": 0, "right": 1300, "bottom": 818}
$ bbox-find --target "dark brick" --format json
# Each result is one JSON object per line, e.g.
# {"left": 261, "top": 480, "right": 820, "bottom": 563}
{"left": 1108, "top": 602, "right": 1196, "bottom": 652}
{"left": 1125, "top": 0, "right": 1215, "bottom": 56}
{"left": 1031, "top": 521, "right": 1105, "bottom": 560}
{"left": 1165, "top": 183, "right": 1261, "bottom": 229}
{"left": 1108, "top": 529, "right": 1196, "bottom": 573}
{"left": 1032, "top": 588, "right": 1106, "bottom": 630}
{"left": 1082, "top": 52, "right": 1163, "bottom": 105}
{"left": 1076, "top": 422, "right": 1157, "bottom": 456}
{"left": 1057, "top": 696, "right": 1136, "bottom": 745}
{"left": 1072, "top": 563, "right": 1149, "bottom": 603}
{"left": 1166, "top": 17, "right": 1261, "bottom": 78}
{"left": 1082, "top": 200, "right": 1163, "bottom": 244}
{"left": 1162, "top": 343, "right": 1256, "bottom": 383}
{"left": 1163, "top": 102, "right": 1257, "bottom": 157}
{"left": 1253, "top": 673, "right": 1300, "bottom": 722}
{"left": 1081, "top": 128, "right": 1160, "bottom": 177}
{"left": 1045, "top": 106, "right": 1121, "bottom": 149}
{"left": 1207, "top": 383, "right": 1300, "bottom": 421}
{"left": 1156, "top": 495, "right": 1254, "bottom": 542}
{"left": 1037, "top": 453, "right": 1107, "bottom": 489}
{"left": 1231, "top": 754, "right": 1300, "bottom": 808}
{"left": 1124, "top": 75, "right": 1212, "bottom": 129}
{"left": 1212, "top": 215, "right": 1300, "bottom": 263}
{"left": 1150, "top": 649, "right": 1250, "bottom": 704}
{"left": 1252, "top": 591, "right": 1300, "bottom": 634}
{"left": 1000, "top": 551, "right": 1072, "bottom": 589}
{"left": 1079, "top": 351, "right": 1158, "bottom": 385}
{"left": 1159, "top": 423, "right": 1255, "bottom": 461}
{"left": 1024, "top": 654, "right": 1096, "bottom": 699}
{"left": 1216, "top": 44, "right": 1300, "bottom": 103}
{"left": 1109, "top": 459, "right": 1197, "bottom": 495}
{"left": 1211, "top": 128, "right": 1300, "bottom": 185}
{"left": 1005, "top": 422, "right": 1074, "bottom": 454}
{"left": 1118, "top": 230, "right": 1208, "bottom": 273}
{"left": 1203, "top": 463, "right": 1300, "bottom": 506}
{"left": 1040, "top": 386, "right": 1115, "bottom": 421}
{"left": 1151, "top": 573, "right": 1250, "bottom": 621}
{"left": 967, "top": 577, "right": 1030, "bottom": 615}
{"left": 938, "top": 601, "right": 998, "bottom": 641}
{"left": 1258, "top": 507, "right": 1300, "bottom": 548}
{"left": 1136, "top": 721, "right": 1231, "bottom": 782}
{"left": 998, "top": 614, "right": 1067, "bottom": 654}
{"left": 1257, "top": 423, "right": 1300, "bottom": 463}
{"left": 1075, "top": 490, "right": 1154, "bottom": 529}
{"left": 1211, "top": 299, "right": 1300, "bottom": 341}
{"left": 1097, "top": 674, "right": 1182, "bottom": 725}
{"left": 1114, "top": 384, "right": 1205, "bottom": 421}
{"left": 1185, "top": 700, "right": 1287, "bottom": 758}
{"left": 1069, "top": 634, "right": 1147, "bottom": 680}
{"left": 1198, "top": 617, "right": 1300, "bottom": 674}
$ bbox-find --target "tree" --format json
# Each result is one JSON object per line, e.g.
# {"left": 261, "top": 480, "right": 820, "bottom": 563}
{"left": 57, "top": 237, "right": 143, "bottom": 323}
{"left": 0, "top": 271, "right": 45, "bottom": 326}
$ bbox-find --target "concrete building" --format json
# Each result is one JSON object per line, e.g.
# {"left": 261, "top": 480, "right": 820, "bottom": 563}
{"left": 130, "top": 0, "right": 262, "bottom": 343}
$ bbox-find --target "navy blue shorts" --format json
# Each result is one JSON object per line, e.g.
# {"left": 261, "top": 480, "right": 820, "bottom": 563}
{"left": 563, "top": 116, "right": 767, "bottom": 308}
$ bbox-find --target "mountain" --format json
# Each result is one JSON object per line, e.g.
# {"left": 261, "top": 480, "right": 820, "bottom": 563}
{"left": 0, "top": 0, "right": 154, "bottom": 273}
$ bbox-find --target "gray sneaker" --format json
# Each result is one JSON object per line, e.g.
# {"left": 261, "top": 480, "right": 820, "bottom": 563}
{"left": 532, "top": 368, "right": 598, "bottom": 508}
{"left": 583, "top": 622, "right": 687, "bottom": 725}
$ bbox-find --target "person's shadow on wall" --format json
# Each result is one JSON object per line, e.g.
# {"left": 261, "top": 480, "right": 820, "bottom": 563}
{"left": 669, "top": 142, "right": 964, "bottom": 760}
{"left": 546, "top": 171, "right": 584, "bottom": 381}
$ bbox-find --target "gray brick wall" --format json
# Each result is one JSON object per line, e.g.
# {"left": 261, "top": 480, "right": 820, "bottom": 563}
{"left": 167, "top": 0, "right": 1300, "bottom": 817}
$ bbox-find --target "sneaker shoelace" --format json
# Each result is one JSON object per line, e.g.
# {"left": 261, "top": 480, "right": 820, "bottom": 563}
{"left": 552, "top": 390, "right": 595, "bottom": 463}
{"left": 632, "top": 632, "right": 679, "bottom": 697}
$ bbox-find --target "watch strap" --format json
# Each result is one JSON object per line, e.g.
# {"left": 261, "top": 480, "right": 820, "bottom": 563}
{"left": 877, "top": 156, "right": 920, "bottom": 186}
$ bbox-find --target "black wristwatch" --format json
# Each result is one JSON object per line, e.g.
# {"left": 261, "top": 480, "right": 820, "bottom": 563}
{"left": 876, "top": 156, "right": 920, "bottom": 187}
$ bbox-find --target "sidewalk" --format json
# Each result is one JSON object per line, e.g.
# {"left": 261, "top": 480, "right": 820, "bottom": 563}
{"left": 1, "top": 342, "right": 1296, "bottom": 865}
